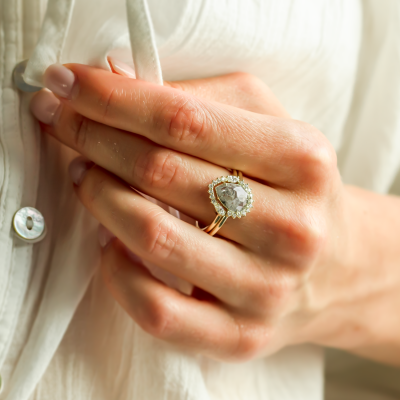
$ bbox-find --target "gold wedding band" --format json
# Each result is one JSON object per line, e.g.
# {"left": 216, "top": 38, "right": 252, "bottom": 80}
{"left": 197, "top": 169, "right": 254, "bottom": 236}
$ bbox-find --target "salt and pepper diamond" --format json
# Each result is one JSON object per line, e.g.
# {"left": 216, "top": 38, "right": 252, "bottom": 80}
{"left": 207, "top": 175, "right": 254, "bottom": 218}
{"left": 216, "top": 183, "right": 248, "bottom": 212}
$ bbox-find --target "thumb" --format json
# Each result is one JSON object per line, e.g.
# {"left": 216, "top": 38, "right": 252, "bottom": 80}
{"left": 164, "top": 72, "right": 290, "bottom": 118}
{"left": 107, "top": 57, "right": 289, "bottom": 118}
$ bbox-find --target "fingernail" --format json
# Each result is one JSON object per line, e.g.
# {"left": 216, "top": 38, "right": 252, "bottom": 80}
{"left": 107, "top": 57, "right": 136, "bottom": 79}
{"left": 98, "top": 224, "right": 115, "bottom": 248}
{"left": 43, "top": 64, "right": 78, "bottom": 98}
{"left": 68, "top": 156, "right": 94, "bottom": 186}
{"left": 30, "top": 89, "right": 62, "bottom": 125}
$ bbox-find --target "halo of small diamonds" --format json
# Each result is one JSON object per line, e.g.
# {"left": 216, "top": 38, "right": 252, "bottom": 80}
{"left": 208, "top": 175, "right": 253, "bottom": 219}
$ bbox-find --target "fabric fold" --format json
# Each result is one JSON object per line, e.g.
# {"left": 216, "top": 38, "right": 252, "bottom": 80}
{"left": 339, "top": 0, "right": 400, "bottom": 192}
{"left": 24, "top": 0, "right": 76, "bottom": 86}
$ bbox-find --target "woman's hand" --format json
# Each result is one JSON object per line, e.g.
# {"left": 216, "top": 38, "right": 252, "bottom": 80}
{"left": 30, "top": 63, "right": 400, "bottom": 365}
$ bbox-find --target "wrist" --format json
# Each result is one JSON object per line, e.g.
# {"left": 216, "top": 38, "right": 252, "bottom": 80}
{"left": 302, "top": 185, "right": 400, "bottom": 365}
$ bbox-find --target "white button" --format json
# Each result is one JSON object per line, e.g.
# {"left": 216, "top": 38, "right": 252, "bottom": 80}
{"left": 13, "top": 59, "right": 41, "bottom": 92}
{"left": 13, "top": 207, "right": 46, "bottom": 243}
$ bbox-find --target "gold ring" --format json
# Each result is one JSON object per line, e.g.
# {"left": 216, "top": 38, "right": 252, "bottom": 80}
{"left": 197, "top": 170, "right": 254, "bottom": 236}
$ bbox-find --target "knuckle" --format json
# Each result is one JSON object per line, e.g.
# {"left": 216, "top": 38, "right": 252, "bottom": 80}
{"left": 101, "top": 241, "right": 124, "bottom": 286}
{"left": 141, "top": 213, "right": 179, "bottom": 261}
{"left": 246, "top": 273, "right": 294, "bottom": 315}
{"left": 232, "top": 323, "right": 269, "bottom": 361}
{"left": 134, "top": 148, "right": 183, "bottom": 191}
{"left": 283, "top": 207, "right": 327, "bottom": 265}
{"left": 81, "top": 170, "right": 108, "bottom": 210}
{"left": 242, "top": 278, "right": 271, "bottom": 312}
{"left": 98, "top": 86, "right": 118, "bottom": 122}
{"left": 155, "top": 95, "right": 209, "bottom": 147}
{"left": 140, "top": 295, "right": 175, "bottom": 339}
{"left": 301, "top": 216, "right": 327, "bottom": 259}
{"left": 230, "top": 72, "right": 264, "bottom": 96}
{"left": 306, "top": 143, "right": 337, "bottom": 179}
{"left": 296, "top": 123, "right": 337, "bottom": 184}
{"left": 69, "top": 114, "right": 92, "bottom": 150}
{"left": 265, "top": 277, "right": 294, "bottom": 310}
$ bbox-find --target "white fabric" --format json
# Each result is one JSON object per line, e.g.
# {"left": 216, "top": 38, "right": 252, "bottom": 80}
{"left": 338, "top": 0, "right": 400, "bottom": 192}
{"left": 0, "top": 0, "right": 399, "bottom": 399}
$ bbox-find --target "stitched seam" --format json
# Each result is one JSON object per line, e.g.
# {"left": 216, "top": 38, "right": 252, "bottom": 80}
{"left": 0, "top": 0, "right": 8, "bottom": 348}
{"left": 0, "top": 0, "right": 28, "bottom": 366}
{"left": 0, "top": 1, "right": 8, "bottom": 229}
{"left": 13, "top": 3, "right": 23, "bottom": 228}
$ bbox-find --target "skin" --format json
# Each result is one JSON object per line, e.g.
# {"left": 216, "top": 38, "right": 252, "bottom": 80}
{"left": 30, "top": 64, "right": 400, "bottom": 366}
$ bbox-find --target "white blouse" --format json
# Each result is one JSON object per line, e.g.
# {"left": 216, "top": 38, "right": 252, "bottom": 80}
{"left": 0, "top": 0, "right": 399, "bottom": 399}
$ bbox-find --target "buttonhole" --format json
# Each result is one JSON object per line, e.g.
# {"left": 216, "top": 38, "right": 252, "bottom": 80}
{"left": 26, "top": 216, "right": 34, "bottom": 230}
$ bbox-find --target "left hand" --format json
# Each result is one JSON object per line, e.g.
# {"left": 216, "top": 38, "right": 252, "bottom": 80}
{"left": 29, "top": 63, "right": 398, "bottom": 364}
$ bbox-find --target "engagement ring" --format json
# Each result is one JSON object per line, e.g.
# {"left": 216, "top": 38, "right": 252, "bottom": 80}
{"left": 198, "top": 170, "right": 254, "bottom": 236}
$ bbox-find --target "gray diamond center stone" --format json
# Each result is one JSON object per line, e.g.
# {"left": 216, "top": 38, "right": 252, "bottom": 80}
{"left": 215, "top": 183, "right": 248, "bottom": 212}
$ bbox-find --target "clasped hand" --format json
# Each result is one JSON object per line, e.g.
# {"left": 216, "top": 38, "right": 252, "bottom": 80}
{"left": 30, "top": 63, "right": 385, "bottom": 363}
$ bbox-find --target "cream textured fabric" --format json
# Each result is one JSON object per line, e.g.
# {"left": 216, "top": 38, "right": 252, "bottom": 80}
{"left": 0, "top": 0, "right": 399, "bottom": 399}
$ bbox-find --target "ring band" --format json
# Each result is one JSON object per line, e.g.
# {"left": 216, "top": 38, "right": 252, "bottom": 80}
{"left": 197, "top": 169, "right": 254, "bottom": 236}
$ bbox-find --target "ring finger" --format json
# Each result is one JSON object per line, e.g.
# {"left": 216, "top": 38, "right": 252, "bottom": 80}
{"left": 32, "top": 91, "right": 283, "bottom": 249}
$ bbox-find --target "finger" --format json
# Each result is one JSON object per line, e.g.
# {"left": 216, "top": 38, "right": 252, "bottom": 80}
{"left": 164, "top": 73, "right": 290, "bottom": 117}
{"left": 43, "top": 63, "right": 331, "bottom": 187}
{"left": 101, "top": 238, "right": 259, "bottom": 361}
{"left": 34, "top": 94, "right": 282, "bottom": 250}
{"left": 75, "top": 163, "right": 262, "bottom": 308}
